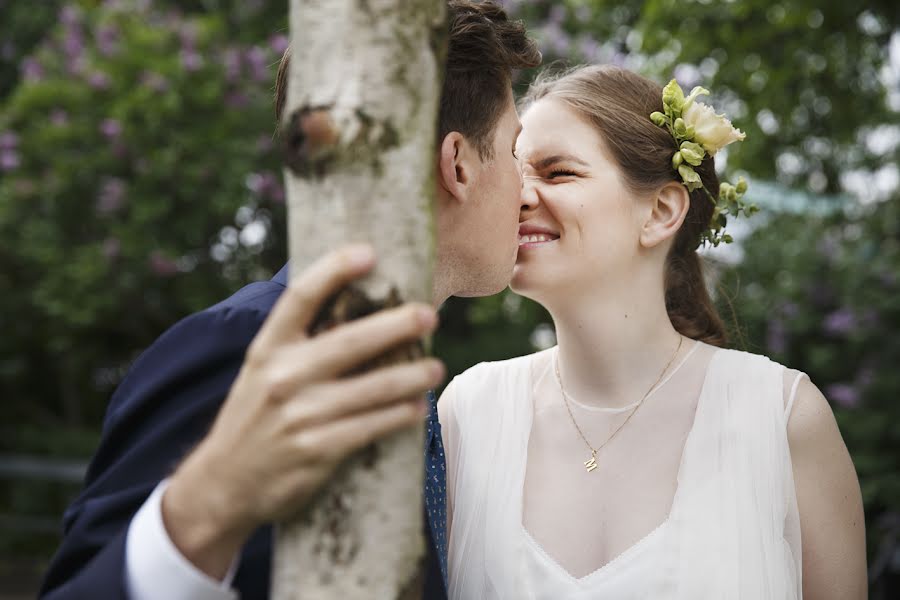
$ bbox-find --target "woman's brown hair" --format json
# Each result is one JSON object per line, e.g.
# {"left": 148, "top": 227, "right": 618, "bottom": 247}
{"left": 522, "top": 65, "right": 728, "bottom": 347}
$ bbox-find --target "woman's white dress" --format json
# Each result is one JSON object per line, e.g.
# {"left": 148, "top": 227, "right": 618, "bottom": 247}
{"left": 442, "top": 342, "right": 804, "bottom": 599}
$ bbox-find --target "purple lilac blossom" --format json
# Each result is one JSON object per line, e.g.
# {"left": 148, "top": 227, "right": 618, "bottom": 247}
{"left": 51, "top": 109, "right": 69, "bottom": 126}
{"left": 0, "top": 150, "right": 20, "bottom": 171}
{"left": 96, "top": 178, "right": 127, "bottom": 214}
{"left": 102, "top": 237, "right": 121, "bottom": 260}
{"left": 857, "top": 367, "right": 876, "bottom": 389}
{"left": 22, "top": 57, "right": 44, "bottom": 82}
{"left": 62, "top": 28, "right": 85, "bottom": 58}
{"left": 225, "top": 91, "right": 249, "bottom": 109}
{"left": 0, "top": 132, "right": 18, "bottom": 150}
{"left": 256, "top": 135, "right": 274, "bottom": 154}
{"left": 180, "top": 50, "right": 204, "bottom": 72}
{"left": 541, "top": 23, "right": 571, "bottom": 56}
{"left": 766, "top": 318, "right": 788, "bottom": 354}
{"left": 269, "top": 34, "right": 289, "bottom": 55}
{"left": 139, "top": 71, "right": 169, "bottom": 93}
{"left": 823, "top": 308, "right": 857, "bottom": 336}
{"left": 778, "top": 301, "right": 800, "bottom": 318}
{"left": 548, "top": 5, "right": 567, "bottom": 24}
{"left": 178, "top": 24, "right": 197, "bottom": 50}
{"left": 578, "top": 36, "right": 601, "bottom": 62}
{"left": 268, "top": 179, "right": 285, "bottom": 203}
{"left": 222, "top": 48, "right": 241, "bottom": 82}
{"left": 66, "top": 55, "right": 87, "bottom": 76}
{"left": 100, "top": 119, "right": 123, "bottom": 139}
{"left": 825, "top": 383, "right": 860, "bottom": 409}
{"left": 96, "top": 25, "right": 120, "bottom": 57}
{"left": 260, "top": 172, "right": 283, "bottom": 201}
{"left": 609, "top": 51, "right": 627, "bottom": 67}
{"left": 244, "top": 46, "right": 268, "bottom": 82}
{"left": 89, "top": 71, "right": 112, "bottom": 90}
{"left": 59, "top": 5, "right": 82, "bottom": 27}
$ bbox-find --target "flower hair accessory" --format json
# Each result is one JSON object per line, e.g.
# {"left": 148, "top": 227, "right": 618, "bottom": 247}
{"left": 650, "top": 79, "right": 757, "bottom": 246}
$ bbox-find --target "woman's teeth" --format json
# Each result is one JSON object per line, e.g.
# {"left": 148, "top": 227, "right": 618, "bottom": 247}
{"left": 519, "top": 234, "right": 556, "bottom": 244}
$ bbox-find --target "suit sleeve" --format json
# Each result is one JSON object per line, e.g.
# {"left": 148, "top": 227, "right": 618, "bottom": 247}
{"left": 39, "top": 303, "right": 269, "bottom": 599}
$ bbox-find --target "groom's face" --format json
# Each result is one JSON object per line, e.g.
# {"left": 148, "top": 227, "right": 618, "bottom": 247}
{"left": 449, "top": 92, "right": 525, "bottom": 297}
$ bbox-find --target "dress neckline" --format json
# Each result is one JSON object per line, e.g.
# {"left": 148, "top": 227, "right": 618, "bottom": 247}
{"left": 519, "top": 344, "right": 724, "bottom": 583}
{"left": 551, "top": 340, "right": 702, "bottom": 413}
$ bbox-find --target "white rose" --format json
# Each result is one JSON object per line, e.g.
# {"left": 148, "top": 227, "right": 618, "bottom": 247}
{"left": 682, "top": 101, "right": 746, "bottom": 155}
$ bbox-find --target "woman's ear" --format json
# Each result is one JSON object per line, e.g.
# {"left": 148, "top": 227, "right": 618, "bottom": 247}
{"left": 438, "top": 131, "right": 473, "bottom": 203}
{"left": 640, "top": 182, "right": 691, "bottom": 249}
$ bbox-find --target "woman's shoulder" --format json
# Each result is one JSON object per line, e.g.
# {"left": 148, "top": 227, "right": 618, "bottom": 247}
{"left": 709, "top": 344, "right": 822, "bottom": 419}
{"left": 439, "top": 348, "right": 553, "bottom": 421}
{"left": 455, "top": 346, "right": 553, "bottom": 384}
{"left": 710, "top": 345, "right": 805, "bottom": 381}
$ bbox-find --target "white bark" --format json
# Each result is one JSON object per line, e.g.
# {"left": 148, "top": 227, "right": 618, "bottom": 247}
{"left": 273, "top": 1, "right": 445, "bottom": 598}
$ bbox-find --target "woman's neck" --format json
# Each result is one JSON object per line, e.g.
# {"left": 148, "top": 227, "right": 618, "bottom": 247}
{"left": 547, "top": 278, "right": 685, "bottom": 410}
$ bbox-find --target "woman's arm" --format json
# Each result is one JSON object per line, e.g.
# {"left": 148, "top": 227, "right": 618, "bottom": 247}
{"left": 788, "top": 378, "right": 867, "bottom": 599}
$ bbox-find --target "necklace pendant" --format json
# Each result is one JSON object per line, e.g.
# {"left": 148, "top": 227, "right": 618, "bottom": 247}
{"left": 584, "top": 451, "right": 598, "bottom": 473}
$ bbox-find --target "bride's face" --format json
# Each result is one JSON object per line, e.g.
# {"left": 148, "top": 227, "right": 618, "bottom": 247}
{"left": 511, "top": 98, "right": 647, "bottom": 301}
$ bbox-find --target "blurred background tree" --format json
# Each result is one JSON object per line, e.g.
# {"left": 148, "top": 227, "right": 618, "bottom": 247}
{"left": 0, "top": 0, "right": 897, "bottom": 595}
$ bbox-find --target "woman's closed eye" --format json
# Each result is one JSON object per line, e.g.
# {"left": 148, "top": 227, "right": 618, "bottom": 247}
{"left": 547, "top": 169, "right": 579, "bottom": 179}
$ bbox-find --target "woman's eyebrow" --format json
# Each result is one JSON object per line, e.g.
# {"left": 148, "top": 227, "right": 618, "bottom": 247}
{"left": 531, "top": 154, "right": 589, "bottom": 169}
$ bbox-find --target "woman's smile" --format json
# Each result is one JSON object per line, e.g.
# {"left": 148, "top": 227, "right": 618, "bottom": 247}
{"left": 518, "top": 223, "right": 559, "bottom": 249}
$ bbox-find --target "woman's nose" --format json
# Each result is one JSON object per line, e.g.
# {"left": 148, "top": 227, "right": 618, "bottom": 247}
{"left": 520, "top": 176, "right": 541, "bottom": 211}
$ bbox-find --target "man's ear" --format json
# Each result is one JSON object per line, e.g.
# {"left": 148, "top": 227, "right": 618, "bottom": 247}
{"left": 640, "top": 181, "right": 691, "bottom": 249}
{"left": 438, "top": 131, "right": 474, "bottom": 203}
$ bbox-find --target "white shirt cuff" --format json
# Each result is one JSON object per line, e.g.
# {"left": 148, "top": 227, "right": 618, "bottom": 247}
{"left": 125, "top": 478, "right": 240, "bottom": 600}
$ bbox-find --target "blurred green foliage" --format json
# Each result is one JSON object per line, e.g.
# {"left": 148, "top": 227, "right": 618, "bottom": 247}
{"left": 0, "top": 0, "right": 897, "bottom": 594}
{"left": 0, "top": 0, "right": 288, "bottom": 440}
{"left": 719, "top": 198, "right": 900, "bottom": 590}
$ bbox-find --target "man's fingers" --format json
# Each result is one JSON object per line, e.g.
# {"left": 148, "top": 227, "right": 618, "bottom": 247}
{"left": 250, "top": 245, "right": 375, "bottom": 357}
{"left": 283, "top": 359, "right": 445, "bottom": 429}
{"left": 293, "top": 303, "right": 438, "bottom": 381}
{"left": 297, "top": 399, "right": 425, "bottom": 462}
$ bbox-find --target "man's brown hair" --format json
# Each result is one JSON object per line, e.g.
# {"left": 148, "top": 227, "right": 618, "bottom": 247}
{"left": 274, "top": 1, "right": 540, "bottom": 159}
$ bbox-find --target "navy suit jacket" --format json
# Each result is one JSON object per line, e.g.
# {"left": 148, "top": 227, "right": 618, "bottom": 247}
{"left": 40, "top": 265, "right": 448, "bottom": 599}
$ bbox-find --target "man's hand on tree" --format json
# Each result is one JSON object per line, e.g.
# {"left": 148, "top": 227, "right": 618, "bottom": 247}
{"left": 162, "top": 245, "right": 444, "bottom": 580}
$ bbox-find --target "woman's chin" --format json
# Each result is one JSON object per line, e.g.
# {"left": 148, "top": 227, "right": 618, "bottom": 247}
{"left": 510, "top": 263, "right": 542, "bottom": 296}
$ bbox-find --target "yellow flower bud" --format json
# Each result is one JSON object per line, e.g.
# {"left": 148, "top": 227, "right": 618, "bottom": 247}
{"left": 662, "top": 79, "right": 686, "bottom": 114}
{"left": 679, "top": 141, "right": 705, "bottom": 166}
{"left": 678, "top": 164, "right": 702, "bottom": 190}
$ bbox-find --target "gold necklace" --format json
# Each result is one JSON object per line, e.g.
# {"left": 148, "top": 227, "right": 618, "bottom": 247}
{"left": 554, "top": 336, "right": 684, "bottom": 473}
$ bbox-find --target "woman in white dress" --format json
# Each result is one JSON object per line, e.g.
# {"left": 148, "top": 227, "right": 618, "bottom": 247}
{"left": 438, "top": 65, "right": 867, "bottom": 599}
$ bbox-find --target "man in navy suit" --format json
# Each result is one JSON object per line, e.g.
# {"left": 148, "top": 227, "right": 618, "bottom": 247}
{"left": 40, "top": 2, "right": 540, "bottom": 598}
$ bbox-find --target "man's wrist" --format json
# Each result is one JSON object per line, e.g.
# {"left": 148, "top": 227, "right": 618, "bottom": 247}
{"left": 162, "top": 451, "right": 253, "bottom": 580}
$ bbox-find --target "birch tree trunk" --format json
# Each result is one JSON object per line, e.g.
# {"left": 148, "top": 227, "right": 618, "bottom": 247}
{"left": 272, "top": 1, "right": 446, "bottom": 599}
